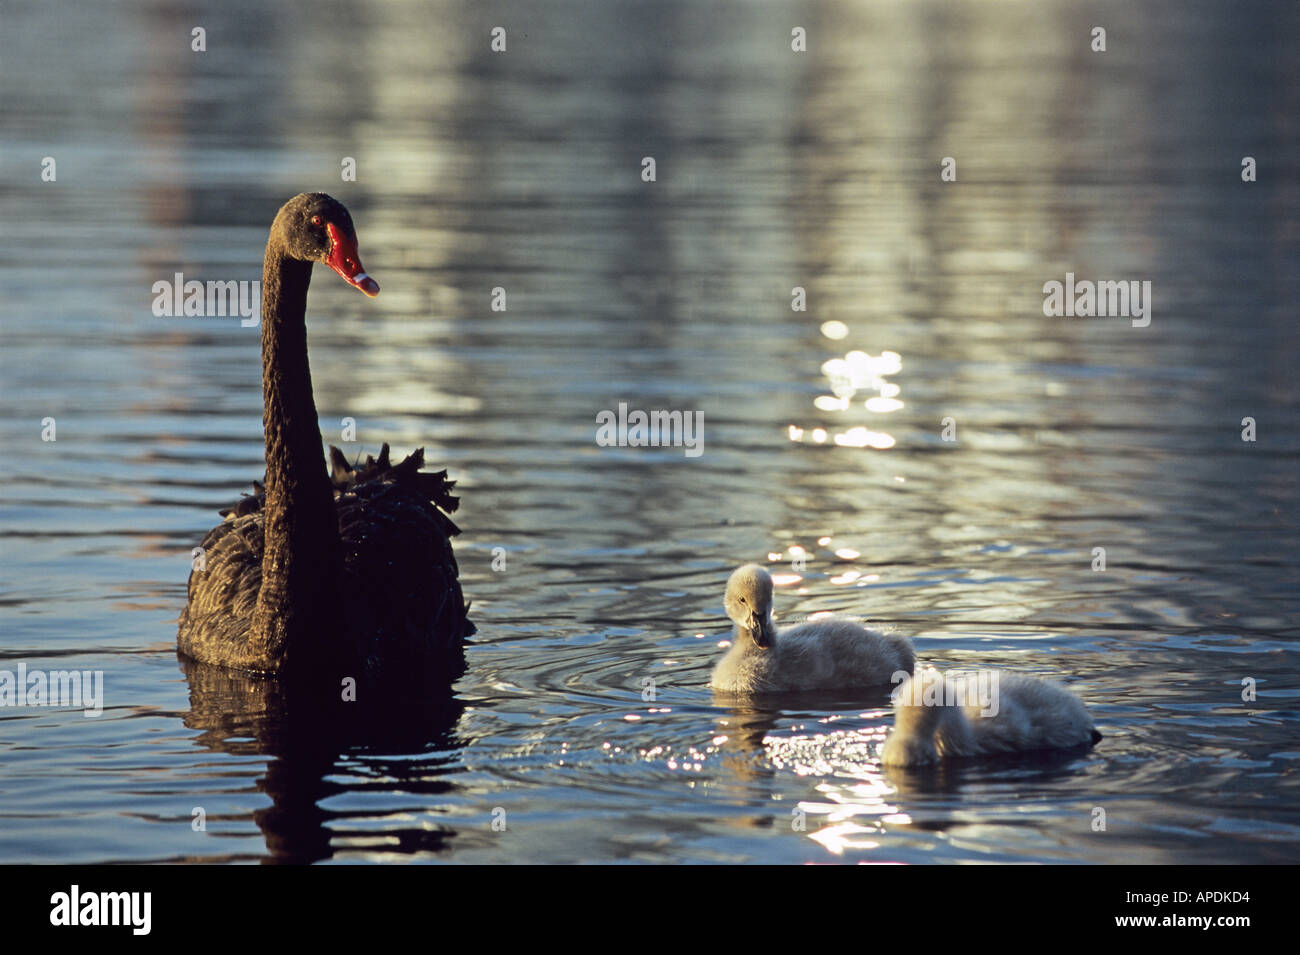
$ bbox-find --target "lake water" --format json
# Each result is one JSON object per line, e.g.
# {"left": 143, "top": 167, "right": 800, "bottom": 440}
{"left": 1, "top": 0, "right": 1297, "bottom": 864}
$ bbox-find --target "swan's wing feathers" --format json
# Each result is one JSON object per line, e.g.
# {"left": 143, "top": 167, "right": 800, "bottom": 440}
{"left": 359, "top": 443, "right": 392, "bottom": 474}
{"left": 361, "top": 447, "right": 462, "bottom": 519}
{"left": 337, "top": 479, "right": 472, "bottom": 649}
{"left": 178, "top": 511, "right": 264, "bottom": 658}
{"left": 211, "top": 446, "right": 461, "bottom": 526}
{"left": 218, "top": 480, "right": 267, "bottom": 520}
{"left": 335, "top": 446, "right": 472, "bottom": 647}
{"left": 190, "top": 446, "right": 471, "bottom": 659}
{"left": 417, "top": 470, "right": 461, "bottom": 515}
{"left": 329, "top": 446, "right": 355, "bottom": 487}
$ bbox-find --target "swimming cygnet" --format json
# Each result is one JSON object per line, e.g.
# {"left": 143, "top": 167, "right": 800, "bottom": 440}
{"left": 880, "top": 667, "right": 1101, "bottom": 766}
{"left": 709, "top": 563, "right": 915, "bottom": 693}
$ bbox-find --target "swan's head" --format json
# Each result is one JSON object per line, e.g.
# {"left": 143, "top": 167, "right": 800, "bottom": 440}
{"left": 273, "top": 192, "right": 380, "bottom": 297}
{"left": 724, "top": 564, "right": 777, "bottom": 649}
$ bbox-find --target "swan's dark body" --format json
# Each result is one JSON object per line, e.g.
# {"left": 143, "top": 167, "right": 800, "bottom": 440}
{"left": 178, "top": 193, "right": 471, "bottom": 680}
{"left": 179, "top": 444, "right": 470, "bottom": 676}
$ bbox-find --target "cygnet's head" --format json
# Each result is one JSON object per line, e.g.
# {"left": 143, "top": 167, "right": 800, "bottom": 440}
{"left": 724, "top": 564, "right": 776, "bottom": 649}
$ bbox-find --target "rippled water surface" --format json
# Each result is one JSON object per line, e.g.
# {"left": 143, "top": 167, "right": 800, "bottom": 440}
{"left": 2, "top": 0, "right": 1298, "bottom": 863}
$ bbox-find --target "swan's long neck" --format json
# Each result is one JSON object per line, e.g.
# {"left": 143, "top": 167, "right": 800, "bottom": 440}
{"left": 247, "top": 240, "right": 343, "bottom": 671}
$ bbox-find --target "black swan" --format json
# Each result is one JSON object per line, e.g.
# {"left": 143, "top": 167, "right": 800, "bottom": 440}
{"left": 178, "top": 193, "right": 471, "bottom": 680}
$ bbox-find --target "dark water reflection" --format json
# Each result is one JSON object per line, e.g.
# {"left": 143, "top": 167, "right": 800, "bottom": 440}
{"left": 1, "top": 0, "right": 1297, "bottom": 863}
{"left": 178, "top": 658, "right": 466, "bottom": 863}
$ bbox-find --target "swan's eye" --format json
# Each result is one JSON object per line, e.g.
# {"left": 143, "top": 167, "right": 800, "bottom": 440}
{"left": 311, "top": 215, "right": 323, "bottom": 227}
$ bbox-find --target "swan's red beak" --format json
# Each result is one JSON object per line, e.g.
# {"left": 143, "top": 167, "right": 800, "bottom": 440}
{"left": 325, "top": 222, "right": 380, "bottom": 297}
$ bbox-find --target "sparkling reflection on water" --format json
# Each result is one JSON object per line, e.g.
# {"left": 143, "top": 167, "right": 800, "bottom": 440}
{"left": 1, "top": 0, "right": 1297, "bottom": 863}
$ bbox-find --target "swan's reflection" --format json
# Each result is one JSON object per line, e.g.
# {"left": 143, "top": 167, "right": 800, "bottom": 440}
{"left": 704, "top": 698, "right": 784, "bottom": 833}
{"left": 710, "top": 689, "right": 901, "bottom": 845}
{"left": 712, "top": 687, "right": 894, "bottom": 772}
{"left": 712, "top": 698, "right": 783, "bottom": 783}
{"left": 179, "top": 651, "right": 466, "bottom": 863}
{"left": 711, "top": 688, "right": 999, "bottom": 854}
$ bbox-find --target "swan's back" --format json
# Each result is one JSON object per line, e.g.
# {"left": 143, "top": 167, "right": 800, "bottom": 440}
{"left": 946, "top": 672, "right": 1095, "bottom": 755}
{"left": 775, "top": 617, "right": 914, "bottom": 689}
{"left": 178, "top": 506, "right": 266, "bottom": 669}
{"left": 178, "top": 445, "right": 471, "bottom": 675}
{"left": 882, "top": 669, "right": 1098, "bottom": 765}
{"left": 711, "top": 616, "right": 914, "bottom": 693}
{"left": 334, "top": 448, "right": 470, "bottom": 668}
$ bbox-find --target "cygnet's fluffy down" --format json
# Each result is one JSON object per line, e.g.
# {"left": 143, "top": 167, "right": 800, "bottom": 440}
{"left": 710, "top": 563, "right": 914, "bottom": 693}
{"left": 880, "top": 668, "right": 1100, "bottom": 766}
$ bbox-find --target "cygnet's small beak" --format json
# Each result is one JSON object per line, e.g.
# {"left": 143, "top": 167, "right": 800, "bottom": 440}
{"left": 748, "top": 612, "right": 775, "bottom": 650}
